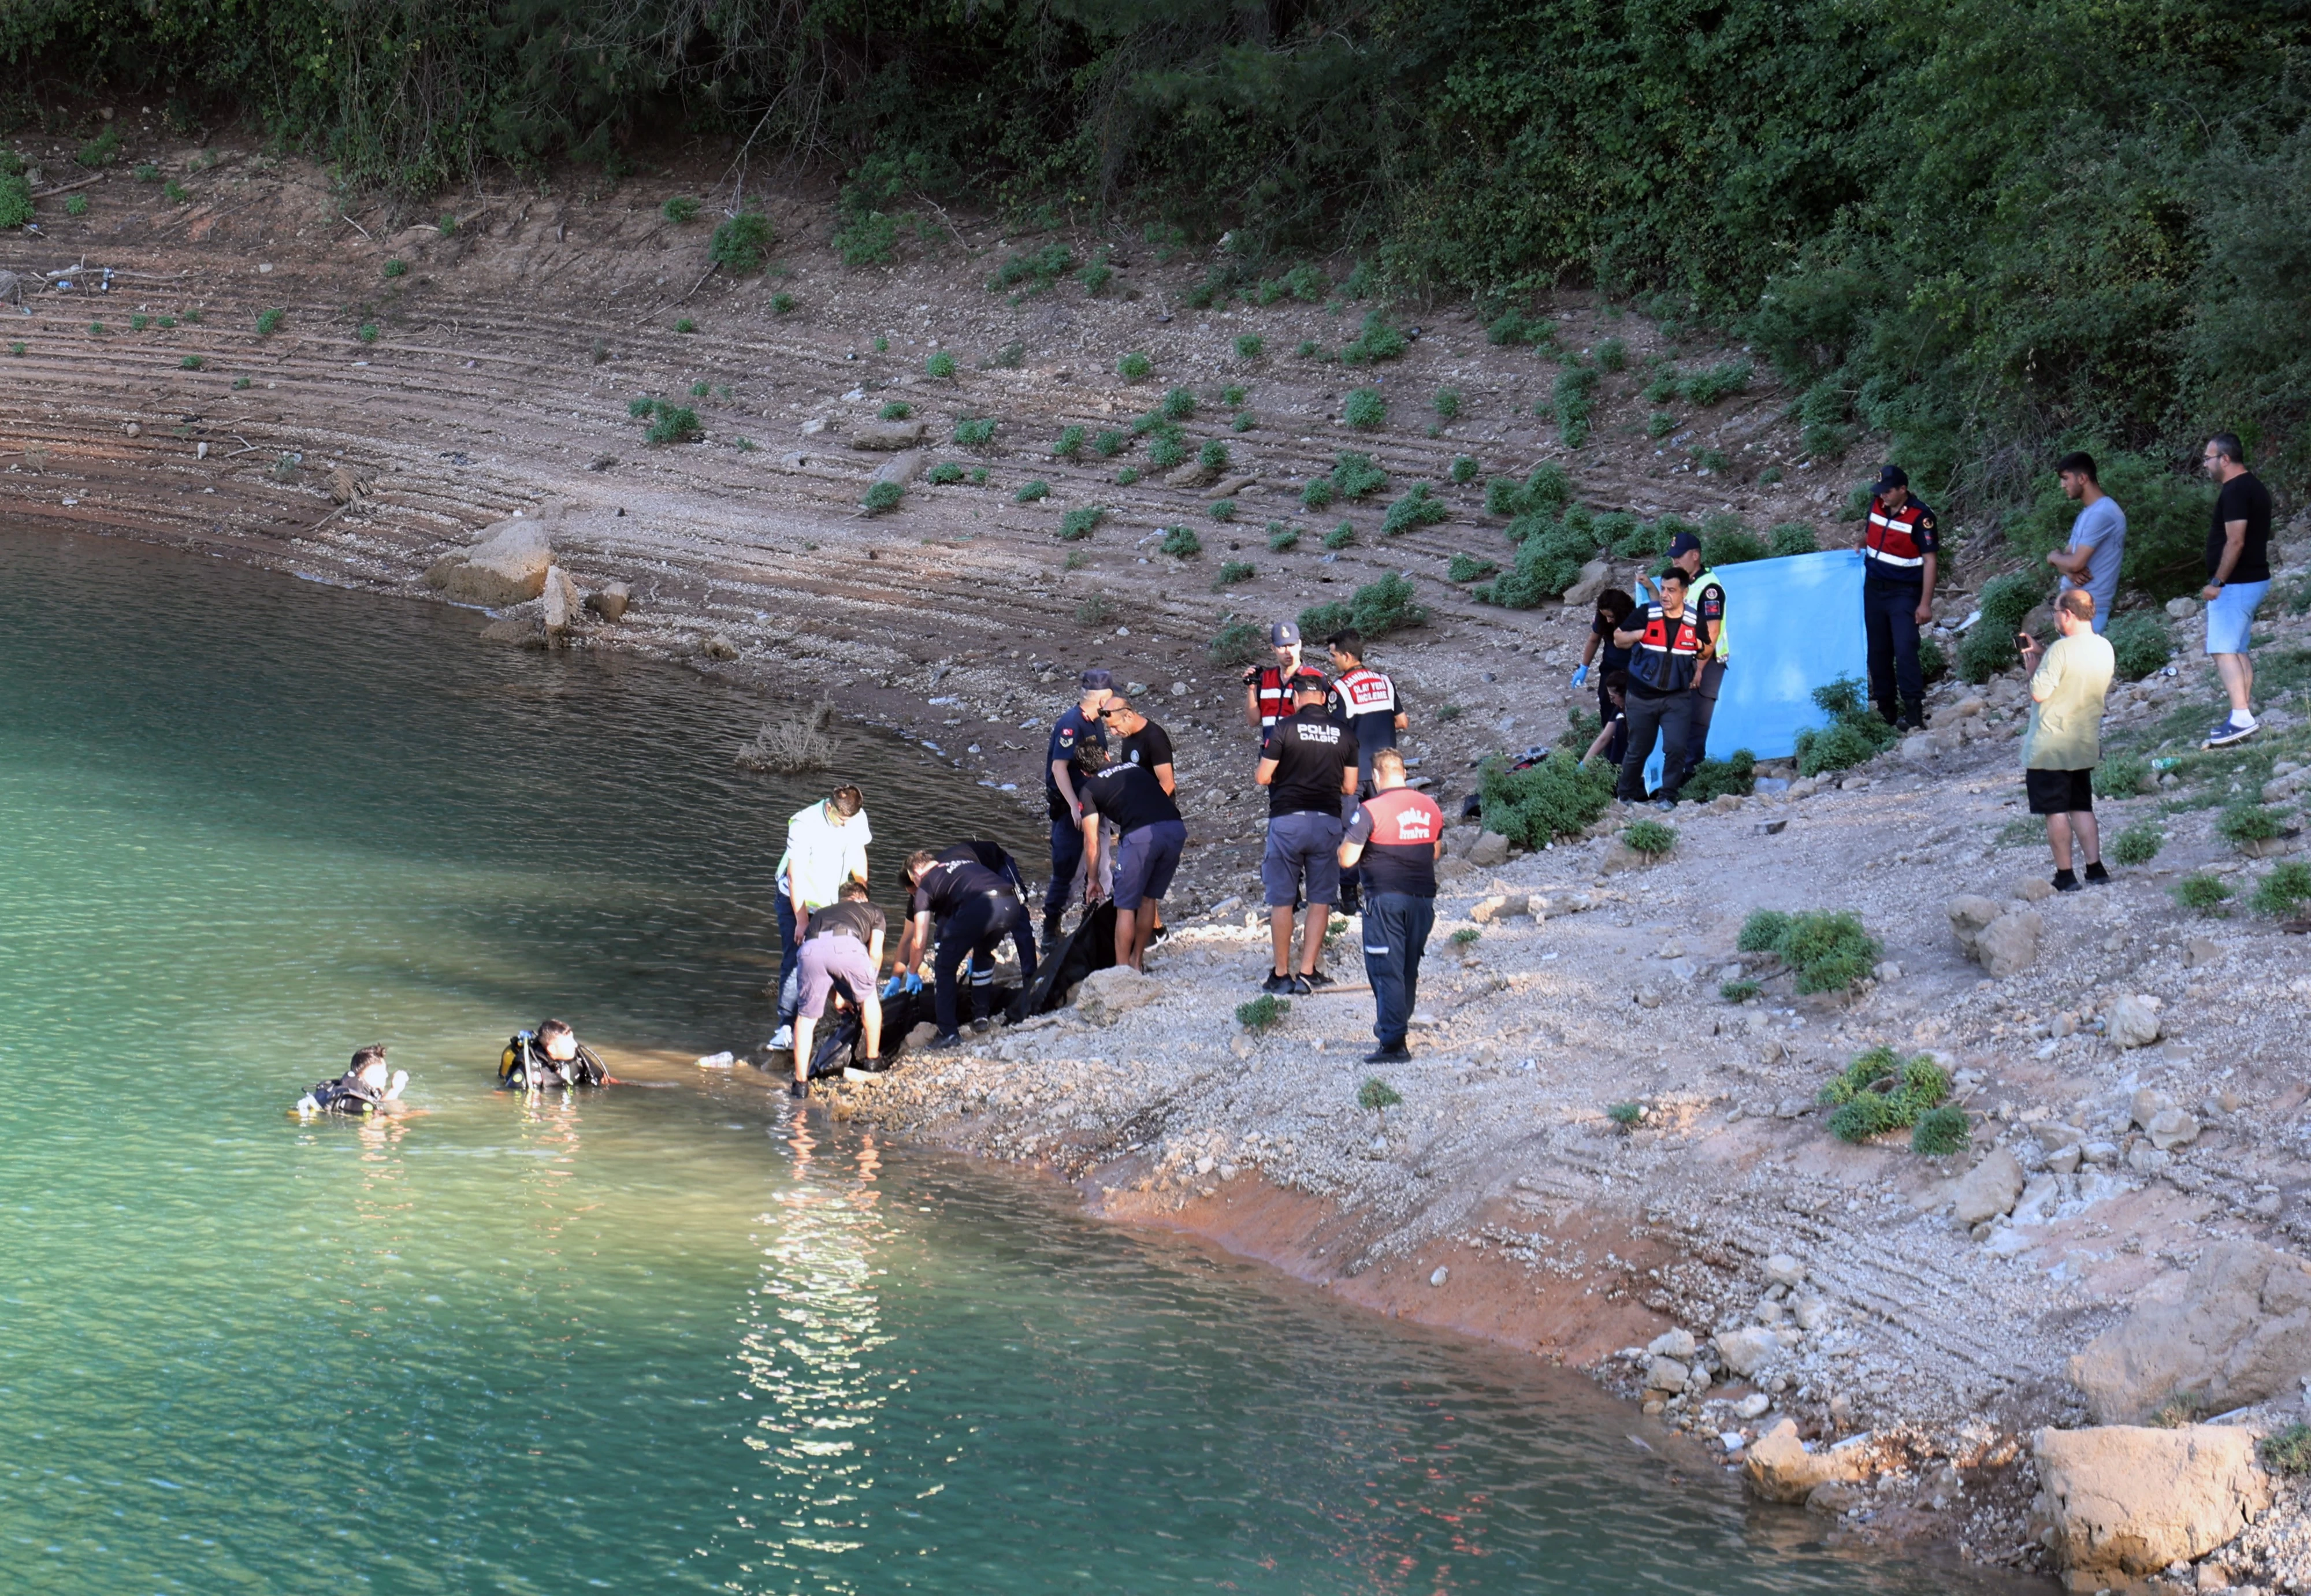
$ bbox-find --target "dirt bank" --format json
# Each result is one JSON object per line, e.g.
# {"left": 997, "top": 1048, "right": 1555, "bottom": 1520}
{"left": 11, "top": 135, "right": 2311, "bottom": 1589}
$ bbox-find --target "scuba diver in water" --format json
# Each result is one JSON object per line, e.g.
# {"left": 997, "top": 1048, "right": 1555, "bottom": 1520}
{"left": 499, "top": 1017, "right": 610, "bottom": 1089}
{"left": 297, "top": 1045, "right": 410, "bottom": 1117}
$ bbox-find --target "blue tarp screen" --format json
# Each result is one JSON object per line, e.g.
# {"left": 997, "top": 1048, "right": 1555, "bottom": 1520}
{"left": 1635, "top": 550, "right": 1868, "bottom": 786}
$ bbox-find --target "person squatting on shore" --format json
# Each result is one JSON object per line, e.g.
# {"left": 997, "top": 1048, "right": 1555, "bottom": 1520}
{"left": 787, "top": 880, "right": 887, "bottom": 1097}
{"left": 769, "top": 784, "right": 869, "bottom": 1054}
{"left": 1336, "top": 750, "right": 1444, "bottom": 1064}
{"left": 904, "top": 846, "right": 1035, "bottom": 1048}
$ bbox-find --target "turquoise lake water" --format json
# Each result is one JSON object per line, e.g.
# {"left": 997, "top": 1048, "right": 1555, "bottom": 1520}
{"left": 0, "top": 531, "right": 2032, "bottom": 1593}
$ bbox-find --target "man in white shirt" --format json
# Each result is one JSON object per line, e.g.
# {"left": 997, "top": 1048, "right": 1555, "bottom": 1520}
{"left": 769, "top": 784, "right": 870, "bottom": 1051}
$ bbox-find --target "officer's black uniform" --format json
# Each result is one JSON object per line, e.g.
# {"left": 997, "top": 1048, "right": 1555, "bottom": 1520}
{"left": 1860, "top": 471, "right": 1940, "bottom": 728}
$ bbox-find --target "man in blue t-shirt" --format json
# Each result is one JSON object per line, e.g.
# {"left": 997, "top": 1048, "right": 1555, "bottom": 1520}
{"left": 2045, "top": 452, "right": 2126, "bottom": 635}
{"left": 1042, "top": 668, "right": 1114, "bottom": 949}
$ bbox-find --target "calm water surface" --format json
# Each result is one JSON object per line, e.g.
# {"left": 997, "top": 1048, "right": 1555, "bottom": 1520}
{"left": 0, "top": 531, "right": 2030, "bottom": 1593}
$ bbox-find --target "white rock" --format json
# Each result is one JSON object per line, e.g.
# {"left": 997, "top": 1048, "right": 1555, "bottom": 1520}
{"left": 1952, "top": 1147, "right": 2026, "bottom": 1225}
{"left": 2034, "top": 1424, "right": 2271, "bottom": 1577}
{"left": 2147, "top": 1109, "right": 2201, "bottom": 1151}
{"left": 2108, "top": 994, "right": 2164, "bottom": 1049}
{"left": 1429, "top": 1266, "right": 1450, "bottom": 1288}
{"left": 1648, "top": 1328, "right": 1697, "bottom": 1360}
{"left": 1075, "top": 966, "right": 1165, "bottom": 1024}
{"left": 1735, "top": 1393, "right": 1773, "bottom": 1420}
{"left": 1715, "top": 1326, "right": 1779, "bottom": 1378}
{"left": 1645, "top": 1356, "right": 1690, "bottom": 1392}
{"left": 1763, "top": 1253, "right": 1805, "bottom": 1288}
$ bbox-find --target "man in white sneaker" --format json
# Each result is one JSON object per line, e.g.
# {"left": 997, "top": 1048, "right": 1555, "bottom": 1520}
{"left": 2199, "top": 432, "right": 2273, "bottom": 748}
{"left": 768, "top": 784, "right": 870, "bottom": 1052}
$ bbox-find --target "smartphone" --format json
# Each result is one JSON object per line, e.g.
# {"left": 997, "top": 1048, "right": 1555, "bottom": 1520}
{"left": 2016, "top": 633, "right": 2033, "bottom": 649}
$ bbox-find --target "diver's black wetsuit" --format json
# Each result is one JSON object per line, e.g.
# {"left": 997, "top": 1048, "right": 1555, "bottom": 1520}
{"left": 499, "top": 1032, "right": 608, "bottom": 1089}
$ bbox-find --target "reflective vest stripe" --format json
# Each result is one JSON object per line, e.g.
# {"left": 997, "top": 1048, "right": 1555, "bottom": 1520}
{"left": 1864, "top": 549, "right": 1926, "bottom": 567}
{"left": 1864, "top": 498, "right": 1931, "bottom": 568}
{"left": 1690, "top": 570, "right": 1729, "bottom": 664}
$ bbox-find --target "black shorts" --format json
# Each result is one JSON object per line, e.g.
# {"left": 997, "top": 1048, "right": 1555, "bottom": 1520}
{"left": 2025, "top": 768, "right": 2094, "bottom": 816}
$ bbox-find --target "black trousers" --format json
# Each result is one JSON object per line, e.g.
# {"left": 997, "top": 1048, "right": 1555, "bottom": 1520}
{"left": 1617, "top": 690, "right": 1692, "bottom": 802}
{"left": 933, "top": 892, "right": 1032, "bottom": 1034}
{"left": 1863, "top": 580, "right": 1924, "bottom": 716}
{"left": 1682, "top": 659, "right": 1725, "bottom": 782}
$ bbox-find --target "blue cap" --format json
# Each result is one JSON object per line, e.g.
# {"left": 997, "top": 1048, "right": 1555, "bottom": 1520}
{"left": 1667, "top": 531, "right": 1703, "bottom": 558}
{"left": 1079, "top": 668, "right": 1114, "bottom": 691}
{"left": 1269, "top": 620, "right": 1300, "bottom": 646}
{"left": 1874, "top": 464, "right": 1909, "bottom": 491}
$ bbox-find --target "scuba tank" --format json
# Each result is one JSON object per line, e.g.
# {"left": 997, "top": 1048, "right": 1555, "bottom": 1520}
{"left": 499, "top": 1030, "right": 610, "bottom": 1089}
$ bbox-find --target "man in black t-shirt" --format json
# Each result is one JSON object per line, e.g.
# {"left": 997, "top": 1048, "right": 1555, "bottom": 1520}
{"left": 1254, "top": 669, "right": 1358, "bottom": 995}
{"left": 2199, "top": 432, "right": 2276, "bottom": 748}
{"left": 904, "top": 848, "right": 1034, "bottom": 1046}
{"left": 1076, "top": 745, "right": 1188, "bottom": 972}
{"left": 1101, "top": 695, "right": 1177, "bottom": 946}
{"left": 890, "top": 840, "right": 1034, "bottom": 1011}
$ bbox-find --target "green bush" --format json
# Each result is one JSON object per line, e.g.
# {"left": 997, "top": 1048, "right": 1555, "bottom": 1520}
{"left": 1744, "top": 909, "right": 1880, "bottom": 994}
{"left": 1268, "top": 525, "right": 1300, "bottom": 552}
{"left": 180, "top": 354, "right": 203, "bottom": 369}
{"left": 1015, "top": 479, "right": 1050, "bottom": 503}
{"left": 2106, "top": 612, "right": 2173, "bottom": 680}
{"left": 1794, "top": 676, "right": 1899, "bottom": 775}
{"left": 64, "top": 194, "right": 88, "bottom": 217}
{"left": 1958, "top": 572, "right": 2047, "bottom": 683}
{"left": 1208, "top": 616, "right": 1266, "bottom": 665}
{"left": 1093, "top": 429, "right": 1126, "bottom": 457}
{"left": 1160, "top": 526, "right": 1202, "bottom": 558}
{"left": 1359, "top": 1077, "right": 1403, "bottom": 1115}
{"left": 75, "top": 125, "right": 120, "bottom": 168}
{"left": 1232, "top": 411, "right": 1257, "bottom": 433}
{"left": 862, "top": 479, "right": 904, "bottom": 514}
{"left": 1117, "top": 351, "right": 1152, "bottom": 381}
{"left": 1451, "top": 455, "right": 1478, "bottom": 485}
{"left": 1381, "top": 483, "right": 1447, "bottom": 535}
{"left": 880, "top": 400, "right": 913, "bottom": 421}
{"left": 1236, "top": 994, "right": 1290, "bottom": 1033}
{"left": 2250, "top": 862, "right": 2311, "bottom": 917}
{"left": 1595, "top": 337, "right": 1627, "bottom": 371}
{"left": 662, "top": 195, "right": 700, "bottom": 223}
{"left": 1344, "top": 388, "right": 1386, "bottom": 429}
{"left": 1301, "top": 477, "right": 1336, "bottom": 511}
{"left": 2260, "top": 1424, "right": 2311, "bottom": 1477}
{"left": 2171, "top": 874, "right": 2233, "bottom": 914}
{"left": 708, "top": 211, "right": 774, "bottom": 274}
{"left": 1767, "top": 522, "right": 1819, "bottom": 557}
{"left": 0, "top": 170, "right": 31, "bottom": 230}
{"left": 1115, "top": 466, "right": 1140, "bottom": 486}
{"left": 1198, "top": 438, "right": 1230, "bottom": 472}
{"left": 1298, "top": 572, "right": 1426, "bottom": 644}
{"left": 256, "top": 308, "right": 285, "bottom": 336}
{"left": 1680, "top": 360, "right": 1751, "bottom": 407}
{"left": 1720, "top": 978, "right": 1762, "bottom": 1003}
{"left": 2111, "top": 821, "right": 2164, "bottom": 865}
{"left": 1058, "top": 506, "right": 1104, "bottom": 540}
{"left": 1621, "top": 819, "right": 1677, "bottom": 856}
{"left": 771, "top": 292, "right": 797, "bottom": 314}
{"left": 1332, "top": 452, "right": 1389, "bottom": 501}
{"left": 1552, "top": 364, "right": 1598, "bottom": 447}
{"left": 2094, "top": 754, "right": 2152, "bottom": 799}
{"left": 927, "top": 461, "right": 965, "bottom": 485}
{"left": 953, "top": 415, "right": 996, "bottom": 447}
{"left": 1341, "top": 312, "right": 1408, "bottom": 366}
{"left": 1433, "top": 388, "right": 1462, "bottom": 421}
{"left": 987, "top": 241, "right": 1072, "bottom": 293}
{"left": 1701, "top": 519, "right": 1768, "bottom": 567}
{"left": 926, "top": 351, "right": 958, "bottom": 380}
{"left": 1448, "top": 553, "right": 1498, "bottom": 582}
{"left": 1647, "top": 411, "right": 1678, "bottom": 439}
{"left": 1918, "top": 634, "right": 1950, "bottom": 685}
{"left": 1233, "top": 333, "right": 1264, "bottom": 360}
{"left": 1478, "top": 753, "right": 1618, "bottom": 846}
{"left": 1821, "top": 1046, "right": 1949, "bottom": 1144}
{"left": 1209, "top": 498, "right": 1236, "bottom": 522}
{"left": 2219, "top": 804, "right": 2284, "bottom": 847}
{"left": 1606, "top": 1102, "right": 1645, "bottom": 1129}
{"left": 1148, "top": 434, "right": 1188, "bottom": 470}
{"left": 674, "top": 316, "right": 698, "bottom": 334}
{"left": 1911, "top": 1106, "right": 1970, "bottom": 1156}
{"left": 1680, "top": 749, "right": 1756, "bottom": 802}
{"left": 647, "top": 404, "right": 703, "bottom": 444}
{"left": 1213, "top": 559, "right": 1255, "bottom": 588}
{"left": 1161, "top": 386, "right": 1197, "bottom": 421}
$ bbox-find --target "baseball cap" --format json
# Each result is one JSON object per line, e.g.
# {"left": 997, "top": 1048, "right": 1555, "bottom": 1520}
{"left": 1666, "top": 530, "right": 1703, "bottom": 557}
{"left": 1269, "top": 621, "right": 1300, "bottom": 646}
{"left": 1874, "top": 464, "right": 1909, "bottom": 491}
{"left": 1288, "top": 666, "right": 1329, "bottom": 694}
{"left": 1079, "top": 667, "right": 1115, "bottom": 691}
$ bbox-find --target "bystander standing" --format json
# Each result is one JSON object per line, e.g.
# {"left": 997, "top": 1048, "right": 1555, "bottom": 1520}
{"left": 1254, "top": 669, "right": 1358, "bottom": 994}
{"left": 2199, "top": 433, "right": 2273, "bottom": 748}
{"left": 1042, "top": 668, "right": 1114, "bottom": 948}
{"left": 2020, "top": 590, "right": 2117, "bottom": 891}
{"left": 1858, "top": 464, "right": 1940, "bottom": 730}
{"left": 2045, "top": 452, "right": 2126, "bottom": 635}
{"left": 1242, "top": 622, "right": 1305, "bottom": 742}
{"left": 768, "top": 783, "right": 869, "bottom": 1053}
{"left": 1076, "top": 743, "right": 1187, "bottom": 973}
{"left": 1326, "top": 628, "right": 1407, "bottom": 916}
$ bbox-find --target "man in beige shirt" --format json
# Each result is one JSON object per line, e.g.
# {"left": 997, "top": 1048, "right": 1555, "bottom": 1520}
{"left": 2019, "top": 589, "right": 2117, "bottom": 892}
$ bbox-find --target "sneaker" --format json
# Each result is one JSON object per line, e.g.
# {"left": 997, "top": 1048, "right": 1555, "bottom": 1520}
{"left": 927, "top": 1030, "right": 964, "bottom": 1051}
{"left": 1286, "top": 973, "right": 1314, "bottom": 997}
{"left": 970, "top": 1017, "right": 995, "bottom": 1035}
{"left": 1261, "top": 970, "right": 1294, "bottom": 995}
{"left": 766, "top": 1024, "right": 793, "bottom": 1052}
{"left": 2204, "top": 715, "right": 2260, "bottom": 748}
{"left": 1364, "top": 1043, "right": 1412, "bottom": 1064}
{"left": 2052, "top": 868, "right": 2081, "bottom": 892}
{"left": 1299, "top": 968, "right": 1333, "bottom": 989}
{"left": 1653, "top": 799, "right": 1677, "bottom": 813}
{"left": 1147, "top": 925, "right": 1175, "bottom": 952}
{"left": 2083, "top": 861, "right": 2112, "bottom": 884}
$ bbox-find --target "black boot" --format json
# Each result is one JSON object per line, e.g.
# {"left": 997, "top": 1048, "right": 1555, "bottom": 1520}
{"left": 1898, "top": 702, "right": 1929, "bottom": 732}
{"left": 1041, "top": 909, "right": 1065, "bottom": 953}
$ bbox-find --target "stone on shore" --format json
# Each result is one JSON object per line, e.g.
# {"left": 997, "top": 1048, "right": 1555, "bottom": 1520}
{"left": 1648, "top": 1327, "right": 1696, "bottom": 1360}
{"left": 2070, "top": 1241, "right": 2311, "bottom": 1423}
{"left": 1946, "top": 895, "right": 2004, "bottom": 959}
{"left": 1975, "top": 909, "right": 2042, "bottom": 979}
{"left": 2033, "top": 1424, "right": 2270, "bottom": 1576}
{"left": 540, "top": 564, "right": 581, "bottom": 635}
{"left": 1563, "top": 560, "right": 1614, "bottom": 607}
{"left": 1466, "top": 831, "right": 1511, "bottom": 868}
{"left": 1744, "top": 1419, "right": 1871, "bottom": 1504}
{"left": 437, "top": 515, "right": 554, "bottom": 606}
{"left": 850, "top": 419, "right": 926, "bottom": 450}
{"left": 1952, "top": 1147, "right": 2026, "bottom": 1225}
{"left": 1076, "top": 966, "right": 1165, "bottom": 1025}
{"left": 1470, "top": 893, "right": 1529, "bottom": 924}
{"left": 1715, "top": 1326, "right": 1779, "bottom": 1378}
{"left": 587, "top": 581, "right": 631, "bottom": 622}
{"left": 2108, "top": 993, "right": 2164, "bottom": 1049}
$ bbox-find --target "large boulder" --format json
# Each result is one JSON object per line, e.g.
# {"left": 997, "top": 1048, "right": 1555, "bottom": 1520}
{"left": 2070, "top": 1241, "right": 2311, "bottom": 1423}
{"left": 1744, "top": 1419, "right": 1872, "bottom": 1504}
{"left": 1076, "top": 966, "right": 1165, "bottom": 1025}
{"left": 1946, "top": 895, "right": 2005, "bottom": 959}
{"left": 2106, "top": 993, "right": 2164, "bottom": 1049}
{"left": 2033, "top": 1424, "right": 2271, "bottom": 1576}
{"left": 1563, "top": 560, "right": 1614, "bottom": 608}
{"left": 849, "top": 419, "right": 926, "bottom": 450}
{"left": 1952, "top": 1147, "right": 2026, "bottom": 1225}
{"left": 1975, "top": 909, "right": 2042, "bottom": 979}
{"left": 1715, "top": 1326, "right": 1779, "bottom": 1378}
{"left": 438, "top": 516, "right": 553, "bottom": 606}
{"left": 1466, "top": 830, "right": 1511, "bottom": 868}
{"left": 540, "top": 564, "right": 581, "bottom": 635}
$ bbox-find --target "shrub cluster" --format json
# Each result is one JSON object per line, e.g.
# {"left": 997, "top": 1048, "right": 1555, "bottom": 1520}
{"left": 1478, "top": 753, "right": 1617, "bottom": 847}
{"left": 1820, "top": 1047, "right": 1957, "bottom": 1149}
{"left": 1298, "top": 572, "right": 1426, "bottom": 643}
{"left": 1380, "top": 483, "right": 1447, "bottom": 535}
{"left": 1679, "top": 749, "right": 1756, "bottom": 802}
{"left": 1340, "top": 312, "right": 1407, "bottom": 365}
{"left": 708, "top": 212, "right": 774, "bottom": 274}
{"left": 1738, "top": 907, "right": 1881, "bottom": 994}
{"left": 2106, "top": 611, "right": 2173, "bottom": 680}
{"left": 1207, "top": 616, "right": 1265, "bottom": 665}
{"left": 1958, "top": 571, "right": 2046, "bottom": 683}
{"left": 1794, "top": 676, "right": 1898, "bottom": 776}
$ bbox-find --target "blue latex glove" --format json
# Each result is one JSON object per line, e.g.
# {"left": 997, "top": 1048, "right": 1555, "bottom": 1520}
{"left": 904, "top": 972, "right": 923, "bottom": 995}
{"left": 882, "top": 974, "right": 905, "bottom": 1000}
{"left": 1571, "top": 664, "right": 1589, "bottom": 688}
